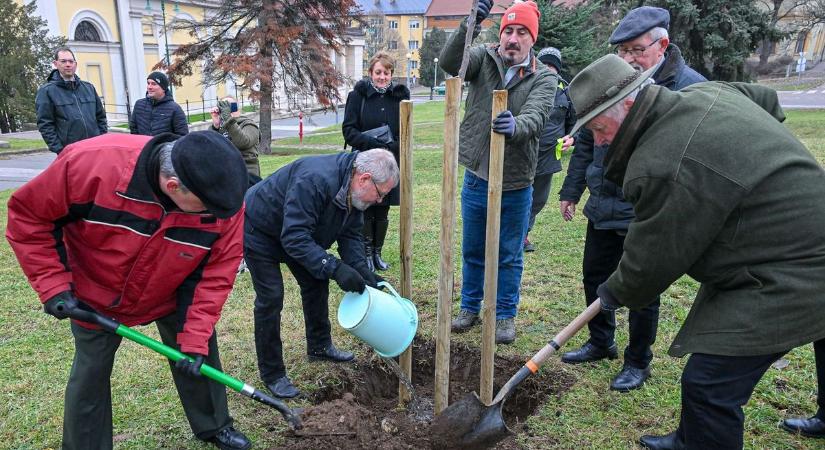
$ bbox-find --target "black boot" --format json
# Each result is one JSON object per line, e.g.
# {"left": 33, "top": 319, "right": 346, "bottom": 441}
{"left": 362, "top": 215, "right": 375, "bottom": 273}
{"left": 373, "top": 218, "right": 390, "bottom": 271}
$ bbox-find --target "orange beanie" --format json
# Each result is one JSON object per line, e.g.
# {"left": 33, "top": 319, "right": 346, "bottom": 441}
{"left": 499, "top": 1, "right": 541, "bottom": 41}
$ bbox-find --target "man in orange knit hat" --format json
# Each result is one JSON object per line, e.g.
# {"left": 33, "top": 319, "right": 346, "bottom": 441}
{"left": 439, "top": 0, "right": 556, "bottom": 344}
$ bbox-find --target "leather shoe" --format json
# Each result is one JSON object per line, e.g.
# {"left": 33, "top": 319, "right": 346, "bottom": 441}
{"left": 206, "top": 426, "right": 251, "bottom": 450}
{"left": 639, "top": 431, "right": 684, "bottom": 449}
{"left": 308, "top": 344, "right": 355, "bottom": 363}
{"left": 266, "top": 375, "right": 300, "bottom": 399}
{"left": 560, "top": 342, "right": 618, "bottom": 364}
{"left": 782, "top": 416, "right": 825, "bottom": 438}
{"left": 610, "top": 365, "right": 651, "bottom": 391}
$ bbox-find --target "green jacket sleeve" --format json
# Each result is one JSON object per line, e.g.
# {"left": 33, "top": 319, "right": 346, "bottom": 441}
{"left": 723, "top": 82, "right": 785, "bottom": 123}
{"left": 225, "top": 118, "right": 259, "bottom": 150}
{"left": 605, "top": 172, "right": 746, "bottom": 309}
{"left": 509, "top": 71, "right": 555, "bottom": 146}
{"left": 438, "top": 19, "right": 485, "bottom": 81}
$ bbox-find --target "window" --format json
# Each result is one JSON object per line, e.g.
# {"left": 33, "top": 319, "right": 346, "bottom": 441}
{"left": 142, "top": 21, "right": 153, "bottom": 36}
{"left": 409, "top": 20, "right": 420, "bottom": 29}
{"left": 74, "top": 20, "right": 102, "bottom": 42}
{"left": 410, "top": 61, "right": 418, "bottom": 70}
{"left": 388, "top": 40, "right": 398, "bottom": 50}
{"left": 388, "top": 20, "right": 398, "bottom": 29}
{"left": 408, "top": 40, "right": 419, "bottom": 50}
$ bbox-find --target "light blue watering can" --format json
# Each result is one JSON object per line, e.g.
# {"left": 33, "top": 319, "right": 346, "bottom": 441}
{"left": 337, "top": 281, "right": 418, "bottom": 358}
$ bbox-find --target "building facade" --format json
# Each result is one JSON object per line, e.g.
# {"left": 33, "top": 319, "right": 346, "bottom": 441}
{"left": 30, "top": 0, "right": 365, "bottom": 121}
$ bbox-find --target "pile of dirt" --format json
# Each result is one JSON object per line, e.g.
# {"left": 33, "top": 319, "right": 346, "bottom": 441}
{"left": 272, "top": 339, "right": 576, "bottom": 449}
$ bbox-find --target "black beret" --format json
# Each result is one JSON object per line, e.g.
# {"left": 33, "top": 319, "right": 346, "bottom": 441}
{"left": 171, "top": 131, "right": 247, "bottom": 219}
{"left": 609, "top": 6, "right": 670, "bottom": 44}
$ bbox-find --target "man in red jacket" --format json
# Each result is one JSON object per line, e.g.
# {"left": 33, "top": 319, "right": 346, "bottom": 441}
{"left": 6, "top": 131, "right": 252, "bottom": 450}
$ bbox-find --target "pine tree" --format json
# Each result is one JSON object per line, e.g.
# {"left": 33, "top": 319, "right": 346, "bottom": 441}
{"left": 0, "top": 0, "right": 65, "bottom": 133}
{"left": 419, "top": 28, "right": 447, "bottom": 88}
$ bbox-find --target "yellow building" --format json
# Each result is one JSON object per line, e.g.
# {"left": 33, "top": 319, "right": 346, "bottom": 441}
{"left": 355, "top": 0, "right": 430, "bottom": 83}
{"left": 30, "top": 0, "right": 365, "bottom": 122}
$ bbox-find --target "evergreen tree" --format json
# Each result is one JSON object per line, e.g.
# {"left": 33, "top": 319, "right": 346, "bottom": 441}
{"left": 419, "top": 28, "right": 447, "bottom": 88}
{"left": 0, "top": 0, "right": 65, "bottom": 133}
{"left": 534, "top": 1, "right": 612, "bottom": 78}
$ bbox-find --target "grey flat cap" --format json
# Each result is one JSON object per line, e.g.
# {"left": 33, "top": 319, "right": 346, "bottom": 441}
{"left": 609, "top": 6, "right": 670, "bottom": 44}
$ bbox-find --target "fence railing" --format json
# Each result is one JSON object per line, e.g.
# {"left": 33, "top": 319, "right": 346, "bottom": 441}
{"left": 101, "top": 96, "right": 257, "bottom": 124}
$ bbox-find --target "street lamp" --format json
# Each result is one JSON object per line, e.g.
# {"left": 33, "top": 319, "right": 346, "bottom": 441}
{"left": 145, "top": 0, "right": 177, "bottom": 96}
{"left": 406, "top": 52, "right": 412, "bottom": 88}
{"left": 430, "top": 57, "right": 439, "bottom": 100}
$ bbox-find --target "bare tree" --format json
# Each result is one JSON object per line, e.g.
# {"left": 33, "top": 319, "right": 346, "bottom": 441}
{"left": 160, "top": 0, "right": 355, "bottom": 154}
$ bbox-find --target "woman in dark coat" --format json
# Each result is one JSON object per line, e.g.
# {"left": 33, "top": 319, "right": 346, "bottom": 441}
{"left": 342, "top": 51, "right": 410, "bottom": 271}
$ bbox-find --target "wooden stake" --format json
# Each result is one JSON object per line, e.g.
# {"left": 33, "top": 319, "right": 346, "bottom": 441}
{"left": 398, "top": 100, "right": 414, "bottom": 405}
{"left": 480, "top": 89, "right": 508, "bottom": 405}
{"left": 434, "top": 77, "right": 463, "bottom": 415}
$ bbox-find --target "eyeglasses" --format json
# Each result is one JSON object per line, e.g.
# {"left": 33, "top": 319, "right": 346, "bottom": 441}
{"left": 370, "top": 176, "right": 389, "bottom": 201}
{"left": 615, "top": 39, "right": 661, "bottom": 58}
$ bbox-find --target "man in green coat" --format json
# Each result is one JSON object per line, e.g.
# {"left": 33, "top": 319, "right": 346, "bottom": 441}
{"left": 567, "top": 54, "right": 825, "bottom": 449}
{"left": 211, "top": 96, "right": 261, "bottom": 183}
{"left": 438, "top": 0, "right": 556, "bottom": 344}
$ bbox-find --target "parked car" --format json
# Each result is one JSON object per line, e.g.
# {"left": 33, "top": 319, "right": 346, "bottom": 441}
{"left": 434, "top": 82, "right": 446, "bottom": 95}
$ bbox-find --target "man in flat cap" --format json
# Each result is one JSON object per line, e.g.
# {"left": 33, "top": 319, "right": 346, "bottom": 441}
{"left": 567, "top": 54, "right": 825, "bottom": 449}
{"left": 439, "top": 0, "right": 556, "bottom": 344}
{"left": 244, "top": 149, "right": 396, "bottom": 398}
{"left": 6, "top": 131, "right": 252, "bottom": 450}
{"left": 557, "top": 6, "right": 706, "bottom": 392}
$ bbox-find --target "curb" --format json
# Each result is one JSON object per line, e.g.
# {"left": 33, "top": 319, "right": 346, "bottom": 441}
{"left": 0, "top": 147, "right": 50, "bottom": 157}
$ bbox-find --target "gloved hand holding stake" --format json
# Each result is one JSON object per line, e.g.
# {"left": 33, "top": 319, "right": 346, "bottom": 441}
{"left": 492, "top": 110, "right": 516, "bottom": 138}
{"left": 475, "top": 0, "right": 492, "bottom": 23}
{"left": 333, "top": 263, "right": 366, "bottom": 293}
{"left": 44, "top": 290, "right": 79, "bottom": 319}
{"left": 176, "top": 353, "right": 206, "bottom": 377}
{"left": 596, "top": 283, "right": 622, "bottom": 312}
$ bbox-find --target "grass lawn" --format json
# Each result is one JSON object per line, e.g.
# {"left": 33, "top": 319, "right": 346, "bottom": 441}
{"left": 0, "top": 138, "right": 47, "bottom": 154}
{"left": 2, "top": 108, "right": 825, "bottom": 449}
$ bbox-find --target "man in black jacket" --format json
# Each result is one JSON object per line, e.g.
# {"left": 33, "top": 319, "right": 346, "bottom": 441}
{"left": 35, "top": 47, "right": 108, "bottom": 154}
{"left": 129, "top": 71, "right": 189, "bottom": 136}
{"left": 558, "top": 6, "right": 706, "bottom": 393}
{"left": 244, "top": 149, "right": 398, "bottom": 398}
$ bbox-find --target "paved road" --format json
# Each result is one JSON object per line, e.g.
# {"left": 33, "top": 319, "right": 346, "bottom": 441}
{"left": 775, "top": 87, "right": 825, "bottom": 109}
{"left": 0, "top": 152, "right": 55, "bottom": 191}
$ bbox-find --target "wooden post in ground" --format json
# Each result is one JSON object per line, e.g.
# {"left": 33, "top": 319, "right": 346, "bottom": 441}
{"left": 398, "top": 100, "right": 414, "bottom": 405}
{"left": 434, "top": 77, "right": 463, "bottom": 415}
{"left": 480, "top": 90, "right": 508, "bottom": 405}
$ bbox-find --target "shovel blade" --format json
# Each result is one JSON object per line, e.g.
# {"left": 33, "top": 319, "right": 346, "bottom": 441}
{"left": 430, "top": 391, "right": 511, "bottom": 449}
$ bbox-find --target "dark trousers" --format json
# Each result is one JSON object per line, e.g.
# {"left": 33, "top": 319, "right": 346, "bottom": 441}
{"left": 63, "top": 315, "right": 232, "bottom": 450}
{"left": 527, "top": 172, "right": 554, "bottom": 232}
{"left": 583, "top": 221, "right": 660, "bottom": 369}
{"left": 244, "top": 224, "right": 331, "bottom": 383}
{"left": 675, "top": 351, "right": 787, "bottom": 449}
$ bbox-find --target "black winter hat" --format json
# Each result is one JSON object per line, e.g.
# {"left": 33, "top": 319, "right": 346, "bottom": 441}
{"left": 170, "top": 131, "right": 247, "bottom": 219}
{"left": 537, "top": 47, "right": 562, "bottom": 72}
{"left": 147, "top": 71, "right": 170, "bottom": 92}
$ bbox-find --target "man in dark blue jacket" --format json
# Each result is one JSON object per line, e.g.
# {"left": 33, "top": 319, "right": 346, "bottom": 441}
{"left": 129, "top": 72, "right": 189, "bottom": 136}
{"left": 244, "top": 149, "right": 398, "bottom": 398}
{"left": 558, "top": 6, "right": 706, "bottom": 393}
{"left": 35, "top": 47, "right": 108, "bottom": 154}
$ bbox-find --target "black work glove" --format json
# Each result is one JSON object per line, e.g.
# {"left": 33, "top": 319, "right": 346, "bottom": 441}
{"left": 596, "top": 283, "right": 622, "bottom": 312}
{"left": 475, "top": 0, "right": 492, "bottom": 23}
{"left": 362, "top": 270, "right": 385, "bottom": 290}
{"left": 44, "top": 290, "right": 79, "bottom": 320}
{"left": 175, "top": 353, "right": 206, "bottom": 378}
{"left": 492, "top": 110, "right": 516, "bottom": 138}
{"left": 217, "top": 100, "right": 232, "bottom": 124}
{"left": 333, "top": 263, "right": 366, "bottom": 294}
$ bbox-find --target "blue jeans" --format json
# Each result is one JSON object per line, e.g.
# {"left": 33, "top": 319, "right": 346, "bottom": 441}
{"left": 460, "top": 171, "right": 532, "bottom": 319}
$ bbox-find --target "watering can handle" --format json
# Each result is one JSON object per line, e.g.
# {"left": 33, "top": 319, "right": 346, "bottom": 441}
{"left": 377, "top": 281, "right": 417, "bottom": 325}
{"left": 377, "top": 281, "right": 401, "bottom": 299}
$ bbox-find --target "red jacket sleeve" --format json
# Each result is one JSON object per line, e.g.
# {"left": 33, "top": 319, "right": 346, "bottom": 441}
{"left": 175, "top": 207, "right": 244, "bottom": 354}
{"left": 6, "top": 152, "right": 79, "bottom": 302}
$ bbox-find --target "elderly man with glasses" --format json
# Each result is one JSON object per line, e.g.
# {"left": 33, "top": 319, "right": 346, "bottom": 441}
{"left": 558, "top": 6, "right": 706, "bottom": 393}
{"left": 242, "top": 148, "right": 398, "bottom": 399}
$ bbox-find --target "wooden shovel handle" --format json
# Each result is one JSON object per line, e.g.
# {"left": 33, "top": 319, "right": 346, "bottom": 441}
{"left": 527, "top": 299, "right": 603, "bottom": 371}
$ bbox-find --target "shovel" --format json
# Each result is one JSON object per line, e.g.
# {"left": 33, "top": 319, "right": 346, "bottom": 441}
{"left": 431, "top": 299, "right": 603, "bottom": 449}
{"left": 53, "top": 299, "right": 302, "bottom": 430}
